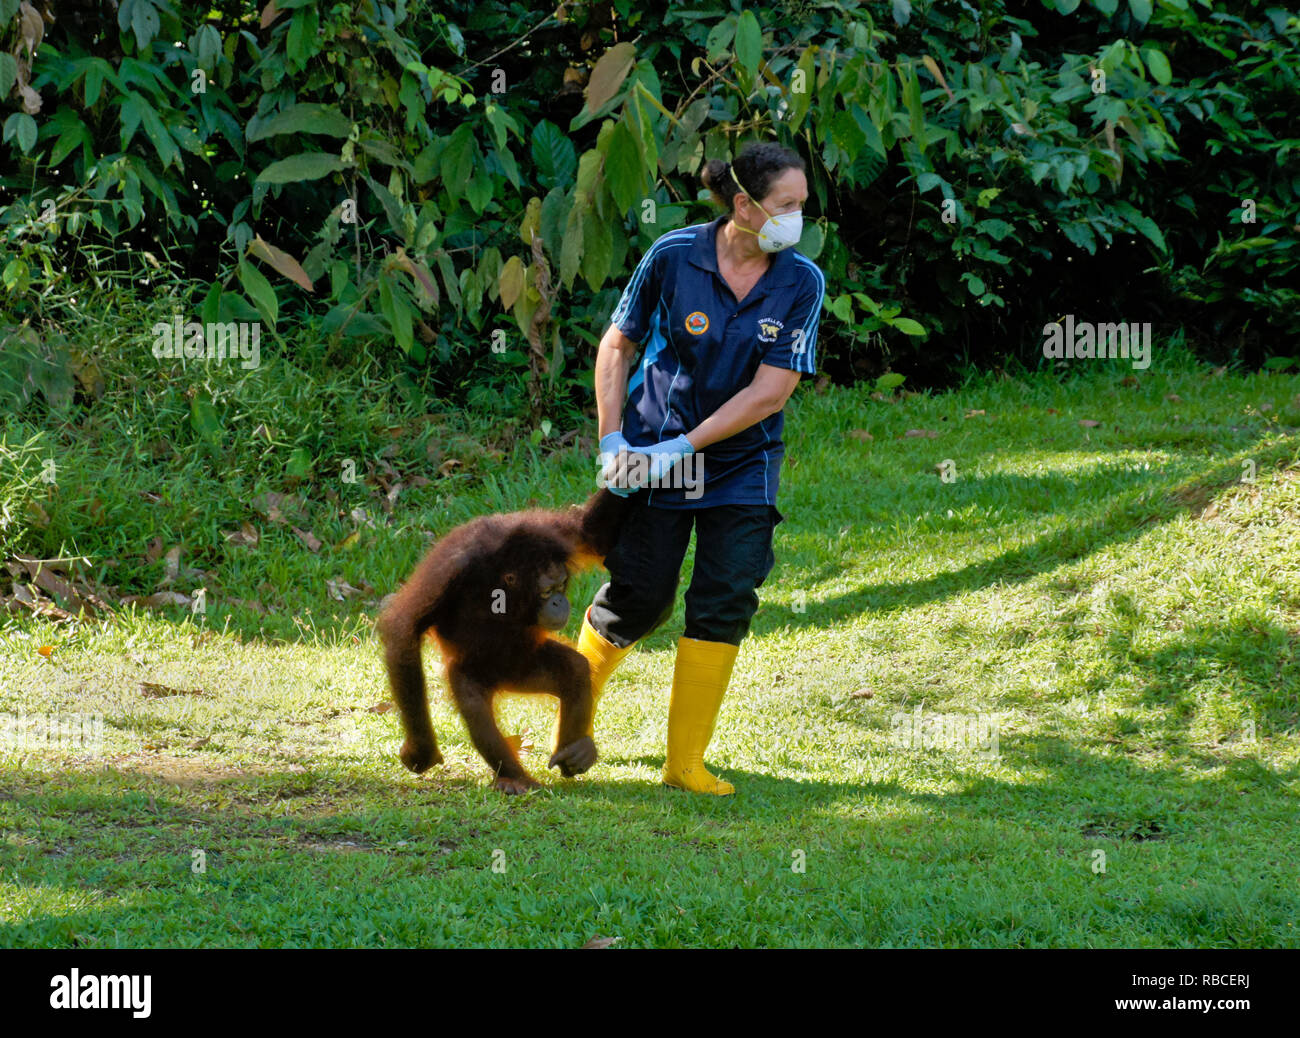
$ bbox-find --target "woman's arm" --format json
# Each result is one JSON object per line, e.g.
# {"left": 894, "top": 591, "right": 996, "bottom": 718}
{"left": 684, "top": 363, "right": 802, "bottom": 450}
{"left": 595, "top": 324, "right": 640, "bottom": 439}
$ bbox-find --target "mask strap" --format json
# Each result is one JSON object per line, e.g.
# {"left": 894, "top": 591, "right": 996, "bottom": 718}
{"left": 728, "top": 164, "right": 771, "bottom": 222}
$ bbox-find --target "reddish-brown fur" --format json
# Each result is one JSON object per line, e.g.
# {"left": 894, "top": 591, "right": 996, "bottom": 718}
{"left": 377, "top": 489, "right": 628, "bottom": 793}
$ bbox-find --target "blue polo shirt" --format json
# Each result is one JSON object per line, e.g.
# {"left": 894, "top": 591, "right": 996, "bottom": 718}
{"left": 610, "top": 215, "right": 825, "bottom": 509}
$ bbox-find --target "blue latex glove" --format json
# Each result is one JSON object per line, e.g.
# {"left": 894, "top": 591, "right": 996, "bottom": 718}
{"left": 598, "top": 430, "right": 638, "bottom": 497}
{"left": 629, "top": 433, "right": 696, "bottom": 487}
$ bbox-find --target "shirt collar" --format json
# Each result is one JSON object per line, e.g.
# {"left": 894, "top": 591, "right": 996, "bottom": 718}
{"left": 690, "top": 215, "right": 800, "bottom": 290}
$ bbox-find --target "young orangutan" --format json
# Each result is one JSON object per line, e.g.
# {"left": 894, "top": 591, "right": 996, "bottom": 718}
{"left": 378, "top": 489, "right": 627, "bottom": 793}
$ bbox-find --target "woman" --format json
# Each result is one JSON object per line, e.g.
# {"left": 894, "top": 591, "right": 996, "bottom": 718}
{"left": 563, "top": 141, "right": 825, "bottom": 795}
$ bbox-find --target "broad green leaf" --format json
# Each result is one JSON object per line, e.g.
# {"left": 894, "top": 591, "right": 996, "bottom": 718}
{"left": 465, "top": 166, "right": 493, "bottom": 214}
{"left": 560, "top": 202, "right": 586, "bottom": 290}
{"left": 705, "top": 17, "right": 736, "bottom": 63}
{"left": 605, "top": 120, "right": 646, "bottom": 213}
{"left": 238, "top": 259, "right": 278, "bottom": 328}
{"left": 532, "top": 120, "right": 577, "bottom": 187}
{"left": 131, "top": 0, "right": 160, "bottom": 50}
{"left": 1143, "top": 47, "right": 1172, "bottom": 85}
{"left": 787, "top": 47, "right": 817, "bottom": 131}
{"left": 257, "top": 153, "right": 346, "bottom": 183}
{"left": 413, "top": 139, "right": 443, "bottom": 183}
{"left": 582, "top": 210, "right": 613, "bottom": 290}
{"left": 5, "top": 112, "right": 37, "bottom": 154}
{"left": 901, "top": 62, "right": 926, "bottom": 152}
{"left": 287, "top": 7, "right": 320, "bottom": 67}
{"left": 575, "top": 148, "right": 602, "bottom": 202}
{"left": 539, "top": 186, "right": 569, "bottom": 257}
{"left": 797, "top": 222, "right": 824, "bottom": 260}
{"left": 366, "top": 175, "right": 408, "bottom": 239}
{"left": 915, "top": 171, "right": 944, "bottom": 193}
{"left": 1129, "top": 0, "right": 1153, "bottom": 24}
{"left": 891, "top": 317, "right": 926, "bottom": 336}
{"left": 120, "top": 92, "right": 143, "bottom": 148}
{"left": 435, "top": 251, "right": 461, "bottom": 309}
{"left": 389, "top": 281, "right": 414, "bottom": 353}
{"left": 247, "top": 104, "right": 353, "bottom": 141}
{"left": 735, "top": 11, "right": 762, "bottom": 77}
{"left": 1060, "top": 221, "right": 1097, "bottom": 254}
{"left": 1100, "top": 40, "right": 1126, "bottom": 75}
{"left": 50, "top": 123, "right": 88, "bottom": 167}
{"left": 1112, "top": 201, "right": 1168, "bottom": 252}
{"left": 192, "top": 23, "right": 221, "bottom": 68}
{"left": 137, "top": 97, "right": 180, "bottom": 169}
{"left": 440, "top": 124, "right": 476, "bottom": 200}
{"left": 0, "top": 54, "right": 16, "bottom": 98}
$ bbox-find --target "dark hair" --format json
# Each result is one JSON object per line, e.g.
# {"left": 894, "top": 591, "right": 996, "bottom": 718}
{"left": 700, "top": 142, "right": 806, "bottom": 218}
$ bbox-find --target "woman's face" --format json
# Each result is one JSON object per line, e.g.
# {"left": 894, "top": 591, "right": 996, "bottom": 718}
{"left": 735, "top": 167, "right": 808, "bottom": 235}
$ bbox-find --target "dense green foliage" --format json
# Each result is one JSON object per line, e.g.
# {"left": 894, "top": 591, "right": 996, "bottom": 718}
{"left": 2, "top": 0, "right": 1297, "bottom": 419}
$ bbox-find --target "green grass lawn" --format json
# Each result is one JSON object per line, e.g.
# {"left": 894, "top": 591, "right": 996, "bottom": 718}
{"left": 2, "top": 341, "right": 1298, "bottom": 947}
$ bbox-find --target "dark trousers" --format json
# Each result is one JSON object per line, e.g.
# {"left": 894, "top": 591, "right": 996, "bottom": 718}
{"left": 589, "top": 496, "right": 783, "bottom": 648}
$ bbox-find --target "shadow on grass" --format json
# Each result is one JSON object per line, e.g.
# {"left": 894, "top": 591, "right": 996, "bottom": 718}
{"left": 4, "top": 707, "right": 1298, "bottom": 946}
{"left": 761, "top": 435, "right": 1298, "bottom": 631}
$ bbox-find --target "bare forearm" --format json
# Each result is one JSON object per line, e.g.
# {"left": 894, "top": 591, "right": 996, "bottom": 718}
{"left": 685, "top": 385, "right": 784, "bottom": 450}
{"left": 595, "top": 325, "right": 635, "bottom": 438}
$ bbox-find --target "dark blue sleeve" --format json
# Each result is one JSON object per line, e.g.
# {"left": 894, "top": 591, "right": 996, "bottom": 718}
{"left": 762, "top": 263, "right": 824, "bottom": 374}
{"left": 609, "top": 240, "right": 663, "bottom": 344}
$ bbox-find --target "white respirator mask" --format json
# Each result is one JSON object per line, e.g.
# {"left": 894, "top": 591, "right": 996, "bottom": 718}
{"left": 730, "top": 165, "right": 802, "bottom": 252}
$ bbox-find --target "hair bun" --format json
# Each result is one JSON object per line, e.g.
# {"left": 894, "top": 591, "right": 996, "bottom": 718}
{"left": 701, "top": 158, "right": 729, "bottom": 191}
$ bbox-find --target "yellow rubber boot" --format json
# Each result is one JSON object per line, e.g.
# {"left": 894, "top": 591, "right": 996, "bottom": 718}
{"left": 551, "top": 607, "right": 635, "bottom": 753}
{"left": 662, "top": 636, "right": 738, "bottom": 796}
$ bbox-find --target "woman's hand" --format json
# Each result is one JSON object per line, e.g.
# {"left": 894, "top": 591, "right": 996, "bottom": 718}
{"left": 634, "top": 434, "right": 696, "bottom": 484}
{"left": 598, "top": 430, "right": 638, "bottom": 497}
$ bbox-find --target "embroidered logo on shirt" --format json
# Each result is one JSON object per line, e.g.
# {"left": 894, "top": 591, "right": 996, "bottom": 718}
{"left": 685, "top": 311, "right": 710, "bottom": 335}
{"left": 757, "top": 317, "right": 784, "bottom": 343}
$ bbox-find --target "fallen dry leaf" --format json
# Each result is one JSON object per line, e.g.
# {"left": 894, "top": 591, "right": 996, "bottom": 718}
{"left": 581, "top": 936, "right": 621, "bottom": 949}
{"left": 326, "top": 577, "right": 363, "bottom": 601}
{"left": 292, "top": 527, "right": 323, "bottom": 552}
{"left": 122, "top": 591, "right": 193, "bottom": 609}
{"left": 904, "top": 429, "right": 940, "bottom": 439}
{"left": 1079, "top": 419, "right": 1101, "bottom": 428}
{"left": 848, "top": 429, "right": 874, "bottom": 442}
{"left": 141, "top": 682, "right": 208, "bottom": 698}
{"left": 222, "top": 522, "right": 260, "bottom": 547}
{"left": 964, "top": 409, "right": 985, "bottom": 418}
{"left": 161, "top": 546, "right": 181, "bottom": 584}
{"left": 368, "top": 701, "right": 394, "bottom": 714}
